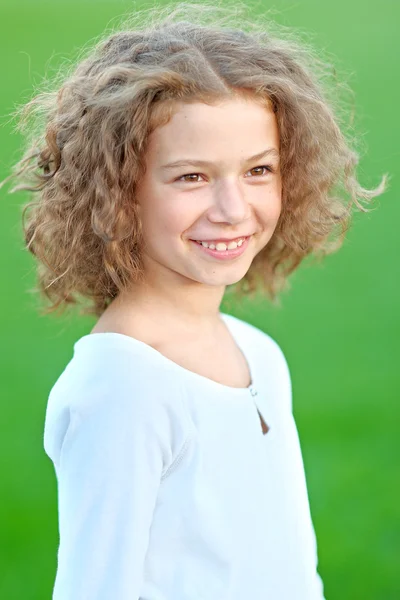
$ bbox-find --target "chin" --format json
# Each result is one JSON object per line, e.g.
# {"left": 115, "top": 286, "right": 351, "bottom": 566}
{"left": 197, "top": 269, "right": 250, "bottom": 287}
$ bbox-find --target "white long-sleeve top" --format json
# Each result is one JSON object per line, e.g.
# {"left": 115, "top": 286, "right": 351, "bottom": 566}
{"left": 44, "top": 311, "right": 325, "bottom": 600}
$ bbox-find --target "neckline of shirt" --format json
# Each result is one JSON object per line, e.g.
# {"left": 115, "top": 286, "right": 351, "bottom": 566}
{"left": 74, "top": 312, "right": 257, "bottom": 396}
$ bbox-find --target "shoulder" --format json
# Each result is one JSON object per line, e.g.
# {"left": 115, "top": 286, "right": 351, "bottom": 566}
{"left": 44, "top": 333, "right": 191, "bottom": 468}
{"left": 53, "top": 332, "right": 185, "bottom": 405}
{"left": 221, "top": 311, "right": 290, "bottom": 368}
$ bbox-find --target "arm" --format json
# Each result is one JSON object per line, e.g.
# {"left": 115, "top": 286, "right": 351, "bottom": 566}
{"left": 262, "top": 332, "right": 326, "bottom": 599}
{"left": 45, "top": 353, "right": 188, "bottom": 599}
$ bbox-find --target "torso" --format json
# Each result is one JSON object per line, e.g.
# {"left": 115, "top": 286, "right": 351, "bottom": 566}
{"left": 91, "top": 303, "right": 270, "bottom": 433}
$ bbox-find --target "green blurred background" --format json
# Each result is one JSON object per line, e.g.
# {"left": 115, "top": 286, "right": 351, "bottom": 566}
{"left": 0, "top": 1, "right": 398, "bottom": 598}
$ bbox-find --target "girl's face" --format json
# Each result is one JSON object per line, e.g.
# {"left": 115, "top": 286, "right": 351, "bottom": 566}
{"left": 135, "top": 96, "right": 282, "bottom": 289}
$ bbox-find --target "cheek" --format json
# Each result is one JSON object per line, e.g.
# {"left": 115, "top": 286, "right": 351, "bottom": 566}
{"left": 259, "top": 186, "right": 282, "bottom": 224}
{"left": 141, "top": 192, "right": 198, "bottom": 242}
{"left": 156, "top": 209, "right": 196, "bottom": 244}
{"left": 272, "top": 194, "right": 283, "bottom": 222}
{"left": 138, "top": 185, "right": 179, "bottom": 234}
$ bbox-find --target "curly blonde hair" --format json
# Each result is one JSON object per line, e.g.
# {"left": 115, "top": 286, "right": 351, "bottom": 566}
{"left": 5, "top": 1, "right": 386, "bottom": 317}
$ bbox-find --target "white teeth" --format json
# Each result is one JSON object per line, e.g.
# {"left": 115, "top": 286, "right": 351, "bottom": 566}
{"left": 227, "top": 240, "right": 238, "bottom": 250}
{"left": 197, "top": 237, "right": 246, "bottom": 251}
{"left": 216, "top": 242, "right": 228, "bottom": 251}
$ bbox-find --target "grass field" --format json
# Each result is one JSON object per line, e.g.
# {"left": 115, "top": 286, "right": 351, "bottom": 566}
{"left": 0, "top": 1, "right": 399, "bottom": 598}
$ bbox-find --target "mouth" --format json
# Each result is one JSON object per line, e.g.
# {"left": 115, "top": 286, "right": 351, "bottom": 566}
{"left": 190, "top": 235, "right": 252, "bottom": 260}
{"left": 191, "top": 235, "right": 249, "bottom": 250}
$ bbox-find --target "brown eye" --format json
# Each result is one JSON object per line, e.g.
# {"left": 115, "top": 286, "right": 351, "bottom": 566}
{"left": 246, "top": 165, "right": 273, "bottom": 177}
{"left": 178, "top": 173, "right": 203, "bottom": 182}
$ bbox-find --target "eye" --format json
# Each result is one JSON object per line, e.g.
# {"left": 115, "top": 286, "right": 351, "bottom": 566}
{"left": 245, "top": 165, "right": 274, "bottom": 177}
{"left": 176, "top": 164, "right": 274, "bottom": 183}
{"left": 177, "top": 173, "right": 204, "bottom": 183}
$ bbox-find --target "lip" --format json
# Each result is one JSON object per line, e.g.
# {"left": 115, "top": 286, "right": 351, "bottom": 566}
{"left": 190, "top": 235, "right": 251, "bottom": 260}
{"left": 191, "top": 235, "right": 251, "bottom": 243}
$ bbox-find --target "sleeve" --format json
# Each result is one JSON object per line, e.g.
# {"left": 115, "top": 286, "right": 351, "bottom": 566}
{"left": 46, "top": 354, "right": 188, "bottom": 600}
{"left": 273, "top": 341, "right": 325, "bottom": 599}
{"left": 260, "top": 330, "right": 326, "bottom": 598}
{"left": 285, "top": 412, "right": 326, "bottom": 599}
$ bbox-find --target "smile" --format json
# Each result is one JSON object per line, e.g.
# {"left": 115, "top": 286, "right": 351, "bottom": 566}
{"left": 190, "top": 236, "right": 251, "bottom": 260}
{"left": 195, "top": 237, "right": 246, "bottom": 251}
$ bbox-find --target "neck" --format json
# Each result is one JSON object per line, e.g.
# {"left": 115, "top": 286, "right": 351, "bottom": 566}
{"left": 114, "top": 271, "right": 226, "bottom": 333}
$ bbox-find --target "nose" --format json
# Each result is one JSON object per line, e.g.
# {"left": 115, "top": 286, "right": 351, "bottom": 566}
{"left": 207, "top": 178, "right": 252, "bottom": 225}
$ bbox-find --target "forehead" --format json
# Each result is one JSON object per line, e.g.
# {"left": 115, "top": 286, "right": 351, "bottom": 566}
{"left": 146, "top": 97, "right": 280, "bottom": 165}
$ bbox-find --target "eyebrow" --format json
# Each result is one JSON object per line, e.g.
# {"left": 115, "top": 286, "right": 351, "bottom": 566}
{"left": 161, "top": 147, "right": 280, "bottom": 170}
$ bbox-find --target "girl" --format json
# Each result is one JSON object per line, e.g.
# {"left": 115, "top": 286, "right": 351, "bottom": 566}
{"left": 7, "top": 2, "right": 385, "bottom": 598}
